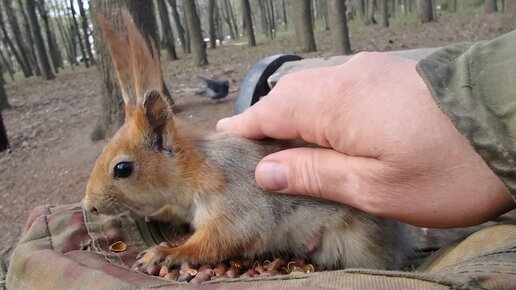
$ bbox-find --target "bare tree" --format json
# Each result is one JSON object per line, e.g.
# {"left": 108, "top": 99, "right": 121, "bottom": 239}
{"left": 27, "top": 0, "right": 55, "bottom": 80}
{"left": 2, "top": 0, "right": 33, "bottom": 77}
{"left": 267, "top": 0, "right": 276, "bottom": 38}
{"left": 485, "top": 0, "right": 498, "bottom": 13}
{"left": 208, "top": 0, "right": 217, "bottom": 48}
{"left": 0, "top": 109, "right": 8, "bottom": 152}
{"left": 503, "top": 0, "right": 516, "bottom": 31}
{"left": 259, "top": 0, "right": 270, "bottom": 39}
{"left": 292, "top": 0, "right": 316, "bottom": 52}
{"left": 127, "top": 1, "right": 159, "bottom": 51}
{"left": 78, "top": 0, "right": 96, "bottom": 65}
{"left": 183, "top": 0, "right": 208, "bottom": 66}
{"left": 329, "top": 0, "right": 351, "bottom": 55}
{"left": 0, "top": 48, "right": 15, "bottom": 81}
{"left": 417, "top": 0, "right": 435, "bottom": 23}
{"left": 69, "top": 0, "right": 89, "bottom": 67}
{"left": 355, "top": 0, "right": 366, "bottom": 23}
{"left": 379, "top": 0, "right": 389, "bottom": 27}
{"left": 242, "top": 0, "right": 256, "bottom": 46}
{"left": 221, "top": 0, "right": 237, "bottom": 39}
{"left": 281, "top": 0, "right": 288, "bottom": 29}
{"left": 447, "top": 0, "right": 458, "bottom": 12}
{"left": 50, "top": 0, "right": 77, "bottom": 69}
{"left": 37, "top": 0, "right": 62, "bottom": 73}
{"left": 0, "top": 61, "right": 10, "bottom": 110}
{"left": 0, "top": 8, "right": 30, "bottom": 77}
{"left": 157, "top": 0, "right": 178, "bottom": 59}
{"left": 16, "top": 0, "right": 41, "bottom": 77}
{"left": 365, "top": 0, "right": 377, "bottom": 25}
{"left": 167, "top": 0, "right": 189, "bottom": 53}
{"left": 226, "top": 0, "right": 239, "bottom": 39}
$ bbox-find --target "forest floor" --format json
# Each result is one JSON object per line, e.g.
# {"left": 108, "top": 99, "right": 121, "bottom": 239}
{"left": 0, "top": 12, "right": 512, "bottom": 265}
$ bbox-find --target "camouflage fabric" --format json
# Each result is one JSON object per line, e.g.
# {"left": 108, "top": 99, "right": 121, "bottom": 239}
{"left": 417, "top": 30, "right": 516, "bottom": 199}
{"left": 5, "top": 203, "right": 516, "bottom": 289}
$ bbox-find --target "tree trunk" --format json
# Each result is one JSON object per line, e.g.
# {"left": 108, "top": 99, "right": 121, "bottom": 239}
{"left": 417, "top": 0, "right": 435, "bottom": 23}
{"left": 0, "top": 48, "right": 15, "bottom": 81}
{"left": 78, "top": 0, "right": 96, "bottom": 65}
{"left": 168, "top": 0, "right": 189, "bottom": 53}
{"left": 503, "top": 0, "right": 516, "bottom": 31}
{"left": 447, "top": 0, "right": 457, "bottom": 12}
{"left": 51, "top": 0, "right": 76, "bottom": 69}
{"left": 221, "top": 0, "right": 236, "bottom": 39}
{"left": 282, "top": 0, "right": 288, "bottom": 29}
{"left": 26, "top": 0, "right": 55, "bottom": 80}
{"left": 69, "top": 0, "right": 89, "bottom": 68}
{"left": 17, "top": 0, "right": 43, "bottom": 77}
{"left": 221, "top": 0, "right": 239, "bottom": 40}
{"left": 320, "top": 0, "right": 330, "bottom": 31}
{"left": 259, "top": 0, "right": 270, "bottom": 39}
{"left": 292, "top": 0, "right": 316, "bottom": 52}
{"left": 36, "top": 0, "right": 60, "bottom": 74}
{"left": 0, "top": 61, "right": 10, "bottom": 110}
{"left": 0, "top": 9, "right": 30, "bottom": 77}
{"left": 227, "top": 0, "right": 239, "bottom": 39}
{"left": 329, "top": 0, "right": 351, "bottom": 55}
{"left": 157, "top": 0, "right": 178, "bottom": 59}
{"left": 0, "top": 109, "right": 8, "bottom": 152}
{"left": 355, "top": 0, "right": 366, "bottom": 23}
{"left": 267, "top": 0, "right": 276, "bottom": 38}
{"left": 242, "top": 0, "right": 256, "bottom": 47}
{"left": 126, "top": 1, "right": 160, "bottom": 53}
{"left": 215, "top": 1, "right": 224, "bottom": 44}
{"left": 2, "top": 0, "right": 33, "bottom": 77}
{"left": 365, "top": 0, "right": 377, "bottom": 25}
{"left": 183, "top": 0, "right": 208, "bottom": 66}
{"left": 208, "top": 0, "right": 217, "bottom": 48}
{"left": 484, "top": 0, "right": 498, "bottom": 13}
{"left": 379, "top": 0, "right": 389, "bottom": 27}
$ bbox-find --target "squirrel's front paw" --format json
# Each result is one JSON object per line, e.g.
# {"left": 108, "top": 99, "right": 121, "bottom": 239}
{"left": 133, "top": 245, "right": 181, "bottom": 271}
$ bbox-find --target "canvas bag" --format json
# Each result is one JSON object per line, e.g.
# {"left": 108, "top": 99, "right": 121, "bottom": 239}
{"left": 5, "top": 202, "right": 516, "bottom": 290}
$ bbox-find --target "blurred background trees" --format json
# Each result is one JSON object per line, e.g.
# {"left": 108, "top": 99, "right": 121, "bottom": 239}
{"left": 0, "top": 0, "right": 512, "bottom": 141}
{"left": 0, "top": 0, "right": 512, "bottom": 82}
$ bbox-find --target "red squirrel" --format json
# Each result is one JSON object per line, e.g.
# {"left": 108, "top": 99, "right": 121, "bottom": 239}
{"left": 83, "top": 10, "right": 414, "bottom": 271}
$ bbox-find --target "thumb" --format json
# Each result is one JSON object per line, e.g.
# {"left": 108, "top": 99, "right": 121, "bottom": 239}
{"left": 255, "top": 147, "right": 381, "bottom": 209}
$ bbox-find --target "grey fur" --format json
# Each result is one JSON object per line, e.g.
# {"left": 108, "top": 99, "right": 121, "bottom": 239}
{"left": 196, "top": 133, "right": 414, "bottom": 270}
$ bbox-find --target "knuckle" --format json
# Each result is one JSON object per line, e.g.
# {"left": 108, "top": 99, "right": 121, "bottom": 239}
{"left": 291, "top": 149, "right": 324, "bottom": 198}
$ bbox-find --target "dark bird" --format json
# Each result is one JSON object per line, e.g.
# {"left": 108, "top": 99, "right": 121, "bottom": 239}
{"left": 195, "top": 76, "right": 230, "bottom": 100}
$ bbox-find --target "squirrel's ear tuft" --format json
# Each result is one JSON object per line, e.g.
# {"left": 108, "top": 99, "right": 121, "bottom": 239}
{"left": 97, "top": 14, "right": 136, "bottom": 114}
{"left": 121, "top": 9, "right": 164, "bottom": 107}
{"left": 99, "top": 9, "right": 174, "bottom": 120}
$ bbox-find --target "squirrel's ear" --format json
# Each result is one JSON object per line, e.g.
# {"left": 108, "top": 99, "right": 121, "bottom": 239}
{"left": 141, "top": 88, "right": 174, "bottom": 132}
{"left": 97, "top": 14, "right": 136, "bottom": 115}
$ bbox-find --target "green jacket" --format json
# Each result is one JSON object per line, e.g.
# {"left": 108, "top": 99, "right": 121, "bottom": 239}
{"left": 417, "top": 30, "right": 516, "bottom": 199}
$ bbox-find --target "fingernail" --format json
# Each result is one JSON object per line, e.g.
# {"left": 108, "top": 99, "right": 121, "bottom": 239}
{"left": 256, "top": 161, "right": 287, "bottom": 191}
{"left": 216, "top": 118, "right": 230, "bottom": 132}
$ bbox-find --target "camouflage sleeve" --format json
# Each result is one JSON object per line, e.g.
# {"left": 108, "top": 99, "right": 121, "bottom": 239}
{"left": 416, "top": 30, "right": 516, "bottom": 200}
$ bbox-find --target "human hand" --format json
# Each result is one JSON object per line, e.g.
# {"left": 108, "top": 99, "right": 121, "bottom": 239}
{"left": 217, "top": 52, "right": 514, "bottom": 228}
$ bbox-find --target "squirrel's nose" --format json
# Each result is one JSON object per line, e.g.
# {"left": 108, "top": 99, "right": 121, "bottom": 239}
{"left": 82, "top": 196, "right": 99, "bottom": 213}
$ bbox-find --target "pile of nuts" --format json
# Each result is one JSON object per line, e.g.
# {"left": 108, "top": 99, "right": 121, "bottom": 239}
{"left": 144, "top": 256, "right": 318, "bottom": 284}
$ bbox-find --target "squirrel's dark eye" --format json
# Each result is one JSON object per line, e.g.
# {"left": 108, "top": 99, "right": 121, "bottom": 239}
{"left": 114, "top": 162, "right": 133, "bottom": 179}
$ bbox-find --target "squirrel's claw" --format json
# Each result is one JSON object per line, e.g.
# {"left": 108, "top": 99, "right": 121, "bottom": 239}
{"left": 134, "top": 245, "right": 181, "bottom": 271}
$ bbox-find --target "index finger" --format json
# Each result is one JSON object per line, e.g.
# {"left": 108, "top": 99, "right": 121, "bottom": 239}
{"left": 216, "top": 67, "right": 337, "bottom": 143}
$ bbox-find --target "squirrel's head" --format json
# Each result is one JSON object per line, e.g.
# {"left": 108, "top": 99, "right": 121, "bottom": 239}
{"left": 83, "top": 10, "right": 188, "bottom": 218}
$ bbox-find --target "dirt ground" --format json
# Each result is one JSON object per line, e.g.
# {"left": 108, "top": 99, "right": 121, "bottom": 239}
{"left": 0, "top": 13, "right": 511, "bottom": 264}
